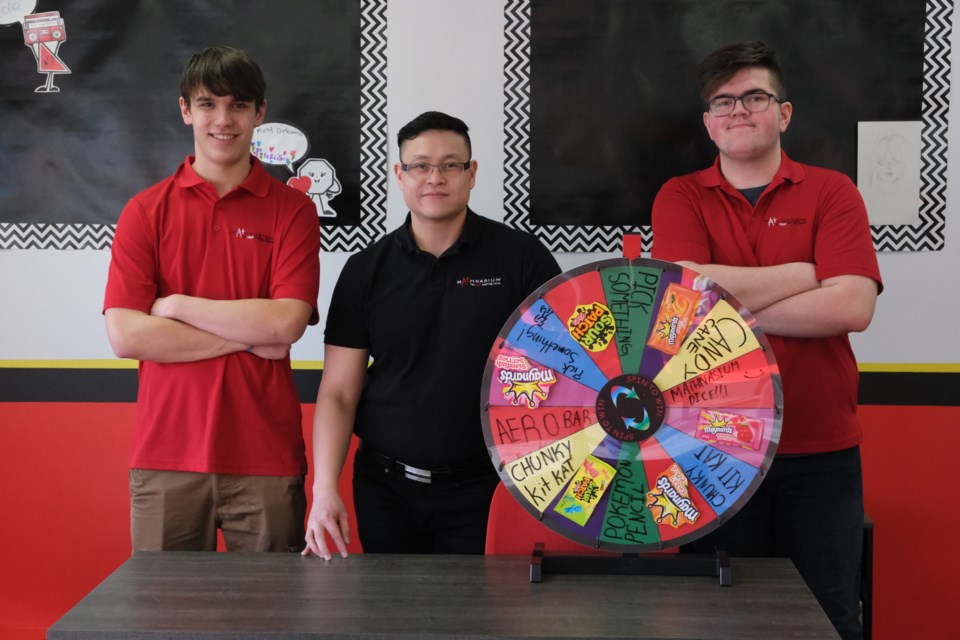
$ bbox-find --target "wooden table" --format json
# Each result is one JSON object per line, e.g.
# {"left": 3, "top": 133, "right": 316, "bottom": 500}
{"left": 48, "top": 552, "right": 838, "bottom": 639}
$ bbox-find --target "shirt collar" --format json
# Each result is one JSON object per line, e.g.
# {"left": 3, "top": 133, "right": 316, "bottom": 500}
{"left": 173, "top": 155, "right": 270, "bottom": 197}
{"left": 396, "top": 208, "right": 480, "bottom": 256}
{"left": 697, "top": 149, "right": 806, "bottom": 190}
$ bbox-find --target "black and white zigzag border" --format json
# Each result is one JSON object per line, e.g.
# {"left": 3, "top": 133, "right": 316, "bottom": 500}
{"left": 502, "top": 0, "right": 649, "bottom": 254}
{"left": 503, "top": 0, "right": 952, "bottom": 253}
{"left": 871, "top": 0, "right": 952, "bottom": 251}
{"left": 0, "top": 0, "right": 388, "bottom": 252}
{"left": 326, "top": 0, "right": 388, "bottom": 252}
{"left": 0, "top": 223, "right": 114, "bottom": 250}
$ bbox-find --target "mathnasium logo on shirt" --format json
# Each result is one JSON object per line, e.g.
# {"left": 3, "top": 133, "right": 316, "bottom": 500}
{"left": 455, "top": 276, "right": 502, "bottom": 288}
{"left": 766, "top": 216, "right": 808, "bottom": 227}
{"left": 233, "top": 227, "right": 274, "bottom": 243}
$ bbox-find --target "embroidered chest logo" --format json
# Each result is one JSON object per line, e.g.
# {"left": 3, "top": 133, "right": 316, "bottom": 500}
{"left": 766, "top": 216, "right": 807, "bottom": 227}
{"left": 456, "top": 276, "right": 502, "bottom": 288}
{"left": 233, "top": 227, "right": 274, "bottom": 243}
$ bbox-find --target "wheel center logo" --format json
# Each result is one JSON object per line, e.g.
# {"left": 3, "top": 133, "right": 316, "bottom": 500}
{"left": 595, "top": 374, "right": 665, "bottom": 443}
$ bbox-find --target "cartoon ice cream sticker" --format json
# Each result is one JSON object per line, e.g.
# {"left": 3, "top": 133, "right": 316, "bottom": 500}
{"left": 2, "top": 2, "right": 72, "bottom": 93}
{"left": 289, "top": 158, "right": 342, "bottom": 218}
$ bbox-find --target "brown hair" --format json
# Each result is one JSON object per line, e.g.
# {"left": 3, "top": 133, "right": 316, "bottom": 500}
{"left": 697, "top": 41, "right": 785, "bottom": 103}
{"left": 180, "top": 46, "right": 266, "bottom": 109}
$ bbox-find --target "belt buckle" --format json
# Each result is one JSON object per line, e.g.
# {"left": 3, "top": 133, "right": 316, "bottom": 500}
{"left": 401, "top": 463, "right": 433, "bottom": 484}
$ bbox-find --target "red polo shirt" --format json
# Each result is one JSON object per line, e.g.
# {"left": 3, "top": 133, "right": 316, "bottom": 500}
{"left": 652, "top": 152, "right": 882, "bottom": 454}
{"left": 104, "top": 156, "right": 320, "bottom": 475}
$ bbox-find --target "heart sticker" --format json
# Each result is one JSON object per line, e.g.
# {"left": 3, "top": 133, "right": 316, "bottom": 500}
{"left": 287, "top": 176, "right": 311, "bottom": 193}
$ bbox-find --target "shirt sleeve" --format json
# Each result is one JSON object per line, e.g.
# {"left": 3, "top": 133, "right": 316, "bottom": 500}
{"left": 650, "top": 177, "right": 713, "bottom": 264}
{"left": 103, "top": 198, "right": 159, "bottom": 314}
{"left": 270, "top": 194, "right": 322, "bottom": 325}
{"left": 323, "top": 252, "right": 370, "bottom": 349}
{"left": 811, "top": 173, "right": 884, "bottom": 292}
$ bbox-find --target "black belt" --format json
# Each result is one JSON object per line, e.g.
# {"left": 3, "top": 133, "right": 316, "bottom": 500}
{"left": 358, "top": 442, "right": 493, "bottom": 484}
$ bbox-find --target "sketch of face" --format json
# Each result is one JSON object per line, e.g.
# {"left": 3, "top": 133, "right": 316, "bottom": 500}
{"left": 871, "top": 134, "right": 906, "bottom": 191}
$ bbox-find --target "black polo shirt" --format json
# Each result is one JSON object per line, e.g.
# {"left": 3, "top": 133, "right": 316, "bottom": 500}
{"left": 325, "top": 209, "right": 561, "bottom": 468}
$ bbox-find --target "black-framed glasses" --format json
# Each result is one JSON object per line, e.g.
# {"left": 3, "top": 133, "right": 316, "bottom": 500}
{"left": 706, "top": 91, "right": 781, "bottom": 117}
{"left": 400, "top": 161, "right": 471, "bottom": 177}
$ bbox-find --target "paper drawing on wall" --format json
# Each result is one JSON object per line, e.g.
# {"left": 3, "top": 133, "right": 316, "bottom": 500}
{"left": 1, "top": 2, "right": 72, "bottom": 93}
{"left": 251, "top": 121, "right": 342, "bottom": 219}
{"left": 289, "top": 158, "right": 342, "bottom": 218}
{"left": 857, "top": 121, "right": 922, "bottom": 227}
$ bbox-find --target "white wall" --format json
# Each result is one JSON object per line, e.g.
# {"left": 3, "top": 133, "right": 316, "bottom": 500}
{"left": 0, "top": 0, "right": 956, "bottom": 365}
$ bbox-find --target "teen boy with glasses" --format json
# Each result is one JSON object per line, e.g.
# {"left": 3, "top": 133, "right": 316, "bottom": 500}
{"left": 652, "top": 42, "right": 881, "bottom": 640}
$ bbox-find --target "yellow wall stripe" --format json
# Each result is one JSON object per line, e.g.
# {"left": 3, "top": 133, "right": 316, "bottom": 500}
{"left": 857, "top": 363, "right": 960, "bottom": 373}
{"left": 0, "top": 360, "right": 957, "bottom": 373}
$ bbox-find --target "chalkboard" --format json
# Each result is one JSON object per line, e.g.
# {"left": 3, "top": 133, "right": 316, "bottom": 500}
{"left": 502, "top": 0, "right": 946, "bottom": 252}
{"left": 0, "top": 0, "right": 386, "bottom": 251}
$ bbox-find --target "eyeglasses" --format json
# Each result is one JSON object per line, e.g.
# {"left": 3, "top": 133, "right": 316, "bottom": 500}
{"left": 400, "top": 161, "right": 471, "bottom": 177}
{"left": 706, "top": 91, "right": 781, "bottom": 117}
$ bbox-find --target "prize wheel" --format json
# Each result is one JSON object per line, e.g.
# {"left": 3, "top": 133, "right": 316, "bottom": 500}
{"left": 481, "top": 258, "right": 782, "bottom": 553}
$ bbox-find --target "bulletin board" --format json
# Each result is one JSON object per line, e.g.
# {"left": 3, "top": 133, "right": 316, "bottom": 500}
{"left": 0, "top": 0, "right": 388, "bottom": 252}
{"left": 504, "top": 0, "right": 952, "bottom": 252}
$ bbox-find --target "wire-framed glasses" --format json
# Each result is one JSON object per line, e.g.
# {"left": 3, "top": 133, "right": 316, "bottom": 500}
{"left": 400, "top": 161, "right": 471, "bottom": 177}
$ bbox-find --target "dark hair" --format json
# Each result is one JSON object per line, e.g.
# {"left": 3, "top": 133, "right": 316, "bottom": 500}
{"left": 180, "top": 46, "right": 266, "bottom": 109}
{"left": 697, "top": 41, "right": 785, "bottom": 102}
{"left": 397, "top": 111, "right": 472, "bottom": 159}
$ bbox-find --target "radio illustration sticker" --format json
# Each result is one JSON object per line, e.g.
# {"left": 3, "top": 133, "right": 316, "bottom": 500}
{"left": 3, "top": 4, "right": 73, "bottom": 93}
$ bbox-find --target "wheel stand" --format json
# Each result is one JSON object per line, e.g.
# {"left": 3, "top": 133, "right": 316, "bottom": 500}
{"left": 529, "top": 542, "right": 732, "bottom": 586}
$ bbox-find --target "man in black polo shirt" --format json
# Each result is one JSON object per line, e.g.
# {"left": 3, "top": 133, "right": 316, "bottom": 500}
{"left": 302, "top": 111, "right": 561, "bottom": 558}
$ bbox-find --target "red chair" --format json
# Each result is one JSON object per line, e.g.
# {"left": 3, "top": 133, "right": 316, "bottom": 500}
{"left": 484, "top": 482, "right": 618, "bottom": 556}
{"left": 486, "top": 482, "right": 711, "bottom": 585}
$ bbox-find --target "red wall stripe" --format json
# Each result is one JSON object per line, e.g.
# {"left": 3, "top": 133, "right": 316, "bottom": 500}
{"left": 0, "top": 403, "right": 956, "bottom": 639}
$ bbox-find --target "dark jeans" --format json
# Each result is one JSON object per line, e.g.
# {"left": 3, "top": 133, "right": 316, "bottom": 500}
{"left": 352, "top": 449, "right": 500, "bottom": 554}
{"left": 685, "top": 446, "right": 864, "bottom": 640}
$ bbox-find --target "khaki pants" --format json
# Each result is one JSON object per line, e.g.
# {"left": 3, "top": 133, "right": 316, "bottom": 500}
{"left": 130, "top": 469, "right": 306, "bottom": 552}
